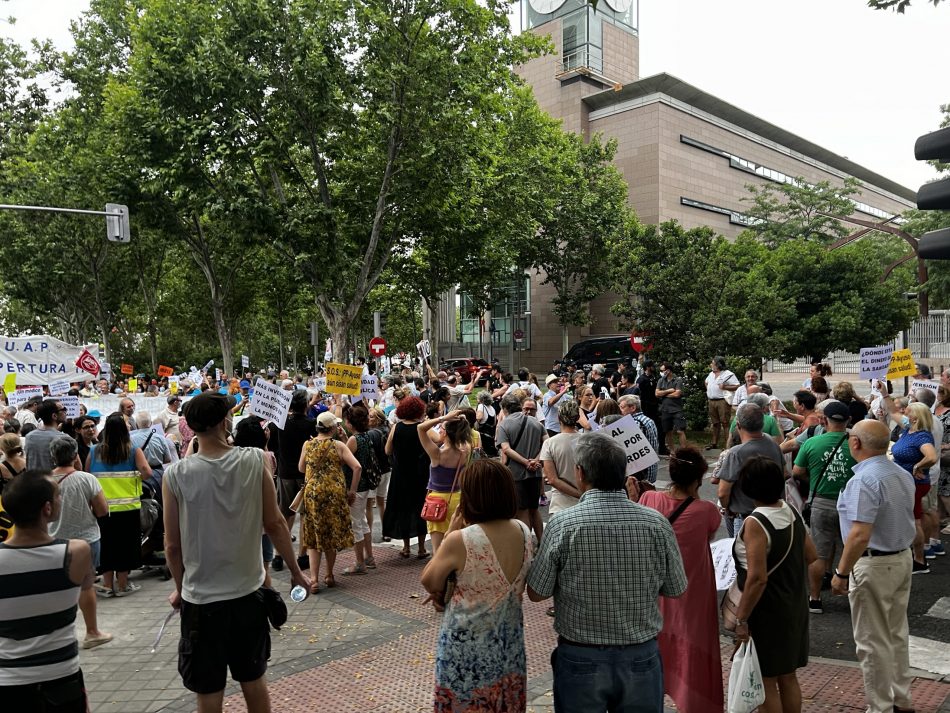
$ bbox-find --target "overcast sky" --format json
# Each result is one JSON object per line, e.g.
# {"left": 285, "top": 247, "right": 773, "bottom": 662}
{"left": 4, "top": 0, "right": 948, "bottom": 191}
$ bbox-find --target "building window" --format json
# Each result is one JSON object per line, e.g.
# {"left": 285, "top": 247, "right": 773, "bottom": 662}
{"left": 458, "top": 274, "right": 531, "bottom": 348}
{"left": 680, "top": 197, "right": 759, "bottom": 227}
{"left": 680, "top": 135, "right": 901, "bottom": 223}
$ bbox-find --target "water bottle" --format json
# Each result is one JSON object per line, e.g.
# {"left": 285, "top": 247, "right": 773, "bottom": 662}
{"left": 290, "top": 585, "right": 308, "bottom": 603}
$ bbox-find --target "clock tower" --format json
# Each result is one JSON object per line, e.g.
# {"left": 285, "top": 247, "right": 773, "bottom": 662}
{"left": 515, "top": 0, "right": 639, "bottom": 134}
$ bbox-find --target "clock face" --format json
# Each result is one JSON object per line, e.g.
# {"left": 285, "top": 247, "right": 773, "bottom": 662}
{"left": 528, "top": 0, "right": 568, "bottom": 14}
{"left": 604, "top": 0, "right": 633, "bottom": 11}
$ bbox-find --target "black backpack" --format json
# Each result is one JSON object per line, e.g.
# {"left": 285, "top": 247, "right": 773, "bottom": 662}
{"left": 478, "top": 408, "right": 499, "bottom": 458}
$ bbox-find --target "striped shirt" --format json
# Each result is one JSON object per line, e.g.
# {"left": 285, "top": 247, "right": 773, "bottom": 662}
{"left": 630, "top": 412, "right": 659, "bottom": 483}
{"left": 527, "top": 489, "right": 687, "bottom": 645}
{"left": 0, "top": 539, "right": 80, "bottom": 685}
{"left": 837, "top": 455, "right": 916, "bottom": 552}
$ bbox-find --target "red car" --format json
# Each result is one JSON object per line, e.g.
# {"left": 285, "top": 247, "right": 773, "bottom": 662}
{"left": 440, "top": 358, "right": 491, "bottom": 385}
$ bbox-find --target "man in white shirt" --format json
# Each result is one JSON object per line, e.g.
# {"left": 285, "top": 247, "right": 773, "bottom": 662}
{"left": 704, "top": 356, "right": 739, "bottom": 450}
{"left": 505, "top": 368, "right": 543, "bottom": 400}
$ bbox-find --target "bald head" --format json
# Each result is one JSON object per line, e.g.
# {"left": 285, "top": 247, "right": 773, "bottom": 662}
{"left": 850, "top": 420, "right": 890, "bottom": 460}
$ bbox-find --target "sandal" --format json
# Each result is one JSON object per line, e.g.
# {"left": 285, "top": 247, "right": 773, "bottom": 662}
{"left": 417, "top": 551, "right": 431, "bottom": 560}
{"left": 364, "top": 557, "right": 377, "bottom": 569}
{"left": 324, "top": 576, "right": 336, "bottom": 588}
{"left": 309, "top": 583, "right": 320, "bottom": 595}
{"left": 342, "top": 565, "right": 367, "bottom": 576}
{"left": 399, "top": 549, "right": 411, "bottom": 559}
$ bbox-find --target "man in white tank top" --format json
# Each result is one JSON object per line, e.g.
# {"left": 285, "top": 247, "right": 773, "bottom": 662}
{"left": 163, "top": 392, "right": 310, "bottom": 713}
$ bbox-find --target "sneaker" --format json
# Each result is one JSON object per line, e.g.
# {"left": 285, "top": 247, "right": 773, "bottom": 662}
{"left": 95, "top": 586, "right": 115, "bottom": 599}
{"left": 82, "top": 633, "right": 114, "bottom": 650}
{"left": 912, "top": 560, "right": 930, "bottom": 575}
{"left": 924, "top": 545, "right": 937, "bottom": 560}
{"left": 808, "top": 599, "right": 823, "bottom": 614}
{"left": 296, "top": 554, "right": 310, "bottom": 570}
{"left": 928, "top": 541, "right": 945, "bottom": 556}
{"left": 114, "top": 582, "right": 141, "bottom": 597}
{"left": 272, "top": 556, "right": 284, "bottom": 571}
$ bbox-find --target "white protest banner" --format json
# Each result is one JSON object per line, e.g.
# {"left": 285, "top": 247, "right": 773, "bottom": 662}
{"left": 416, "top": 339, "right": 431, "bottom": 361}
{"left": 248, "top": 377, "right": 293, "bottom": 429}
{"left": 859, "top": 345, "right": 894, "bottom": 380}
{"left": 48, "top": 379, "right": 71, "bottom": 396}
{"left": 911, "top": 379, "right": 940, "bottom": 412}
{"left": 59, "top": 395, "right": 81, "bottom": 419}
{"left": 241, "top": 355, "right": 250, "bottom": 368}
{"left": 8, "top": 385, "right": 44, "bottom": 407}
{"left": 710, "top": 538, "right": 737, "bottom": 591}
{"left": 79, "top": 394, "right": 179, "bottom": 421}
{"left": 605, "top": 414, "right": 659, "bottom": 476}
{"left": 0, "top": 335, "right": 99, "bottom": 386}
{"left": 588, "top": 413, "right": 601, "bottom": 431}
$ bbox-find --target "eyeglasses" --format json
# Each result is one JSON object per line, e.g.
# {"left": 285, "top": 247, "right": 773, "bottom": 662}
{"left": 523, "top": 407, "right": 537, "bottom": 413}
{"left": 56, "top": 408, "right": 67, "bottom": 413}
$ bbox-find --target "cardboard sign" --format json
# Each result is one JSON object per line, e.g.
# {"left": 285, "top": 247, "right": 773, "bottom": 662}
{"left": 710, "top": 537, "right": 737, "bottom": 591}
{"left": 605, "top": 414, "right": 659, "bottom": 476}
{"left": 886, "top": 348, "right": 915, "bottom": 380}
{"left": 59, "top": 395, "right": 81, "bottom": 419}
{"left": 2, "top": 374, "right": 14, "bottom": 394}
{"left": 120, "top": 363, "right": 134, "bottom": 376}
{"left": 157, "top": 365, "right": 174, "bottom": 378}
{"left": 202, "top": 360, "right": 214, "bottom": 373}
{"left": 168, "top": 376, "right": 179, "bottom": 395}
{"left": 357, "top": 374, "right": 379, "bottom": 404}
{"left": 324, "top": 362, "right": 363, "bottom": 396}
{"left": 416, "top": 339, "right": 431, "bottom": 361}
{"left": 241, "top": 355, "right": 250, "bottom": 368}
{"left": 859, "top": 345, "right": 894, "bottom": 380}
{"left": 127, "top": 378, "right": 138, "bottom": 393}
{"left": 248, "top": 377, "right": 293, "bottom": 429}
{"left": 8, "top": 385, "right": 43, "bottom": 407}
{"left": 48, "top": 379, "right": 71, "bottom": 396}
{"left": 324, "top": 339, "right": 333, "bottom": 363}
{"left": 315, "top": 377, "right": 327, "bottom": 392}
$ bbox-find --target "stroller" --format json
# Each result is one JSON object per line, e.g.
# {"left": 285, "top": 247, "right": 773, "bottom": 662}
{"left": 140, "top": 475, "right": 170, "bottom": 580}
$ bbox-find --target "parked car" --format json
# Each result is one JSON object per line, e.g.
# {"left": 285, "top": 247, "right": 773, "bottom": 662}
{"left": 440, "top": 357, "right": 491, "bottom": 385}
{"left": 555, "top": 336, "right": 636, "bottom": 377}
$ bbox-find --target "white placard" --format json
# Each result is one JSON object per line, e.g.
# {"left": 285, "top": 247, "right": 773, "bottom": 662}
{"left": 416, "top": 339, "right": 431, "bottom": 360}
{"left": 241, "top": 354, "right": 250, "bottom": 368}
{"left": 324, "top": 339, "right": 333, "bottom": 363}
{"left": 315, "top": 377, "right": 327, "bottom": 392}
{"left": 100, "top": 361, "right": 111, "bottom": 376}
{"left": 215, "top": 368, "right": 222, "bottom": 382}
{"left": 8, "top": 385, "right": 44, "bottom": 407}
{"left": 605, "top": 414, "right": 659, "bottom": 476}
{"left": 360, "top": 374, "right": 378, "bottom": 404}
{"left": 588, "top": 413, "right": 600, "bottom": 431}
{"left": 48, "top": 379, "right": 71, "bottom": 396}
{"left": 911, "top": 379, "right": 940, "bottom": 413}
{"left": 0, "top": 335, "right": 99, "bottom": 385}
{"left": 59, "top": 395, "right": 81, "bottom": 419}
{"left": 248, "top": 377, "right": 293, "bottom": 429}
{"left": 710, "top": 537, "right": 737, "bottom": 591}
{"left": 859, "top": 345, "right": 894, "bottom": 380}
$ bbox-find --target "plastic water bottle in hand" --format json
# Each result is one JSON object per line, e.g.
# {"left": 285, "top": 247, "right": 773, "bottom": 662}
{"left": 290, "top": 585, "right": 308, "bottom": 603}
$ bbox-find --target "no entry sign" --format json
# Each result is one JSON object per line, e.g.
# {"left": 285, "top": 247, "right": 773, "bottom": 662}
{"left": 630, "top": 331, "right": 652, "bottom": 354}
{"left": 369, "top": 337, "right": 387, "bottom": 357}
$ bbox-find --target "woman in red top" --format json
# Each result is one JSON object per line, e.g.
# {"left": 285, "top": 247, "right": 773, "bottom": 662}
{"left": 639, "top": 446, "right": 723, "bottom": 712}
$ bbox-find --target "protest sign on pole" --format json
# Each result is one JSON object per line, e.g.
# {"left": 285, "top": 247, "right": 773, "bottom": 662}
{"left": 859, "top": 345, "right": 894, "bottom": 380}
{"left": 168, "top": 376, "right": 179, "bottom": 395}
{"left": 202, "top": 360, "right": 214, "bottom": 373}
{"left": 886, "top": 349, "right": 915, "bottom": 380}
{"left": 59, "top": 395, "right": 81, "bottom": 419}
{"left": 48, "top": 379, "right": 70, "bottom": 396}
{"left": 127, "top": 378, "right": 138, "bottom": 393}
{"left": 120, "top": 363, "right": 134, "bottom": 376}
{"left": 157, "top": 365, "right": 174, "bottom": 378}
{"left": 605, "top": 414, "right": 659, "bottom": 475}
{"left": 241, "top": 355, "right": 249, "bottom": 368}
{"left": 710, "top": 538, "right": 737, "bottom": 591}
{"left": 248, "top": 377, "right": 293, "bottom": 429}
{"left": 2, "top": 374, "right": 14, "bottom": 394}
{"left": 324, "top": 339, "right": 333, "bottom": 363}
{"left": 416, "top": 339, "right": 432, "bottom": 362}
{"left": 324, "top": 362, "right": 363, "bottom": 396}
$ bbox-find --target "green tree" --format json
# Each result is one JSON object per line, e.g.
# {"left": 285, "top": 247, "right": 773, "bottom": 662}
{"left": 867, "top": 0, "right": 943, "bottom": 11}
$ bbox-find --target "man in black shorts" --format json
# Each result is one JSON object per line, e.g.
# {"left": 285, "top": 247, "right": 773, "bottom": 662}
{"left": 497, "top": 394, "right": 547, "bottom": 542}
{"left": 656, "top": 361, "right": 687, "bottom": 452}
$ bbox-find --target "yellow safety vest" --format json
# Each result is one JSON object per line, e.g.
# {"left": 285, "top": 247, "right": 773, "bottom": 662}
{"left": 97, "top": 471, "right": 142, "bottom": 513}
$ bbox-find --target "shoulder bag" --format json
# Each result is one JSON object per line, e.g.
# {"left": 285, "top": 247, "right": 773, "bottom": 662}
{"left": 666, "top": 496, "right": 694, "bottom": 525}
{"left": 801, "top": 431, "right": 848, "bottom": 526}
{"left": 421, "top": 457, "right": 464, "bottom": 523}
{"left": 721, "top": 511, "right": 796, "bottom": 632}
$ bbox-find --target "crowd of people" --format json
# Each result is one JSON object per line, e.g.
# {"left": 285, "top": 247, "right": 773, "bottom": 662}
{"left": 0, "top": 354, "right": 947, "bottom": 713}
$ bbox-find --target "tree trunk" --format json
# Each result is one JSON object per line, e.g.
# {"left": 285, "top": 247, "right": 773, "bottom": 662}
{"left": 210, "top": 295, "right": 233, "bottom": 377}
{"left": 562, "top": 324, "right": 569, "bottom": 356}
{"left": 148, "top": 317, "right": 158, "bottom": 374}
{"left": 424, "top": 296, "right": 441, "bottom": 365}
{"left": 277, "top": 317, "right": 285, "bottom": 371}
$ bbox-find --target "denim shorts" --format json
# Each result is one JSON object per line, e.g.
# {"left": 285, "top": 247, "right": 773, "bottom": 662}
{"left": 89, "top": 539, "right": 101, "bottom": 570}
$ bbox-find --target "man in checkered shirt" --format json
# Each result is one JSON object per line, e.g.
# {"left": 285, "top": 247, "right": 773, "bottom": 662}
{"left": 527, "top": 431, "right": 687, "bottom": 712}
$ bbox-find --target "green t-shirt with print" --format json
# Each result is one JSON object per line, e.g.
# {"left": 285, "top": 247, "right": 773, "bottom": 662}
{"left": 729, "top": 414, "right": 781, "bottom": 438}
{"left": 793, "top": 430, "right": 856, "bottom": 498}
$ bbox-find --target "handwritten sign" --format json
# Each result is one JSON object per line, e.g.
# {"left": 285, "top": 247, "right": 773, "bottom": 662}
{"left": 202, "top": 360, "right": 214, "bottom": 373}
{"left": 606, "top": 414, "right": 659, "bottom": 476}
{"left": 127, "top": 378, "right": 138, "bottom": 393}
{"left": 248, "top": 377, "right": 293, "bottom": 429}
{"left": 860, "top": 345, "right": 894, "bottom": 380}
{"left": 886, "top": 349, "right": 915, "bottom": 380}
{"left": 324, "top": 362, "right": 363, "bottom": 396}
{"left": 8, "top": 385, "right": 44, "bottom": 407}
{"left": 241, "top": 355, "right": 250, "bottom": 368}
{"left": 157, "top": 365, "right": 174, "bottom": 378}
{"left": 416, "top": 339, "right": 431, "bottom": 361}
{"left": 120, "top": 363, "right": 134, "bottom": 376}
{"left": 168, "top": 376, "right": 179, "bottom": 395}
{"left": 59, "top": 395, "right": 81, "bottom": 419}
{"left": 710, "top": 537, "right": 737, "bottom": 591}
{"left": 324, "top": 339, "right": 333, "bottom": 363}
{"left": 48, "top": 379, "right": 71, "bottom": 396}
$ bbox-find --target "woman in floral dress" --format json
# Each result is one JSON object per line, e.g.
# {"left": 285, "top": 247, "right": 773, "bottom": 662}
{"left": 421, "top": 460, "right": 534, "bottom": 712}
{"left": 297, "top": 411, "right": 361, "bottom": 592}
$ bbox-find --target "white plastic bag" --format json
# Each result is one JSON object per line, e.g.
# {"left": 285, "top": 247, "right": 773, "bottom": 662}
{"left": 727, "top": 638, "right": 766, "bottom": 713}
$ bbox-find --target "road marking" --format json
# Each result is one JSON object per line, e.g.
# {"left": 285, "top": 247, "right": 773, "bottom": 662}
{"left": 909, "top": 635, "right": 950, "bottom": 676}
{"left": 926, "top": 596, "right": 950, "bottom": 621}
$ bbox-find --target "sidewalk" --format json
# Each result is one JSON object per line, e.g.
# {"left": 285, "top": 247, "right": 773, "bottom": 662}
{"left": 82, "top": 541, "right": 950, "bottom": 713}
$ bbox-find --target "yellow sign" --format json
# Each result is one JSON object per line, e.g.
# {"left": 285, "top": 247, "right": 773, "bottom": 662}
{"left": 127, "top": 378, "right": 138, "bottom": 393}
{"left": 2, "top": 374, "right": 14, "bottom": 395}
{"left": 324, "top": 362, "right": 363, "bottom": 396}
{"left": 170, "top": 381, "right": 179, "bottom": 395}
{"left": 0, "top": 496, "right": 13, "bottom": 543}
{"left": 886, "top": 348, "right": 915, "bottom": 380}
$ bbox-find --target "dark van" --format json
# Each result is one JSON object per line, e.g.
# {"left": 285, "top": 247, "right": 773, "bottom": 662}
{"left": 556, "top": 336, "right": 636, "bottom": 376}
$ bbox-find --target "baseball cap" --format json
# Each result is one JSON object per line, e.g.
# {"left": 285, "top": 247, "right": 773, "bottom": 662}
{"left": 823, "top": 400, "right": 851, "bottom": 423}
{"left": 182, "top": 392, "right": 235, "bottom": 432}
{"left": 239, "top": 380, "right": 251, "bottom": 389}
{"left": 316, "top": 411, "right": 342, "bottom": 429}
{"left": 545, "top": 374, "right": 558, "bottom": 386}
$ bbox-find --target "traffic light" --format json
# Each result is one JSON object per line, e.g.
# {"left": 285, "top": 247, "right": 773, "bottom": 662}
{"left": 914, "top": 126, "right": 950, "bottom": 259}
{"left": 379, "top": 312, "right": 387, "bottom": 338}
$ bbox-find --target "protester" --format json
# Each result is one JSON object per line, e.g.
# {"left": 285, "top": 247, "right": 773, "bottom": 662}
{"left": 232, "top": 419, "right": 279, "bottom": 588}
{"left": 638, "top": 446, "right": 722, "bottom": 713}
{"left": 24, "top": 398, "right": 66, "bottom": 471}
{"left": 732, "top": 369, "right": 758, "bottom": 410}
{"left": 527, "top": 432, "right": 687, "bottom": 712}
{"left": 298, "top": 411, "right": 359, "bottom": 590}
{"left": 656, "top": 361, "right": 687, "bottom": 452}
{"left": 705, "top": 356, "right": 739, "bottom": 450}
{"left": 832, "top": 381, "right": 869, "bottom": 425}
{"left": 832, "top": 419, "right": 916, "bottom": 713}
{"left": 72, "top": 414, "right": 98, "bottom": 468}
{"left": 0, "top": 433, "right": 25, "bottom": 489}
{"left": 541, "top": 374, "right": 570, "bottom": 437}
{"left": 383, "top": 396, "right": 431, "bottom": 558}
{"left": 14, "top": 395, "right": 40, "bottom": 430}
{"left": 891, "top": 402, "right": 937, "bottom": 573}
{"left": 617, "top": 394, "right": 659, "bottom": 483}
{"left": 540, "top": 400, "right": 582, "bottom": 515}
{"left": 935, "top": 385, "right": 950, "bottom": 542}
{"left": 157, "top": 395, "right": 183, "bottom": 444}
{"left": 574, "top": 385, "right": 597, "bottom": 431}
{"left": 0, "top": 470, "right": 94, "bottom": 712}
{"left": 86, "top": 413, "right": 152, "bottom": 597}
{"left": 497, "top": 394, "right": 546, "bottom": 542}
{"left": 422, "top": 460, "right": 534, "bottom": 713}
{"left": 341, "top": 403, "right": 380, "bottom": 575}
{"left": 474, "top": 390, "right": 498, "bottom": 458}
{"left": 732, "top": 456, "right": 815, "bottom": 713}
{"left": 48, "top": 435, "right": 112, "bottom": 649}
{"left": 419, "top": 410, "right": 473, "bottom": 555}
{"left": 367, "top": 406, "right": 391, "bottom": 541}
{"left": 163, "top": 391, "right": 310, "bottom": 713}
